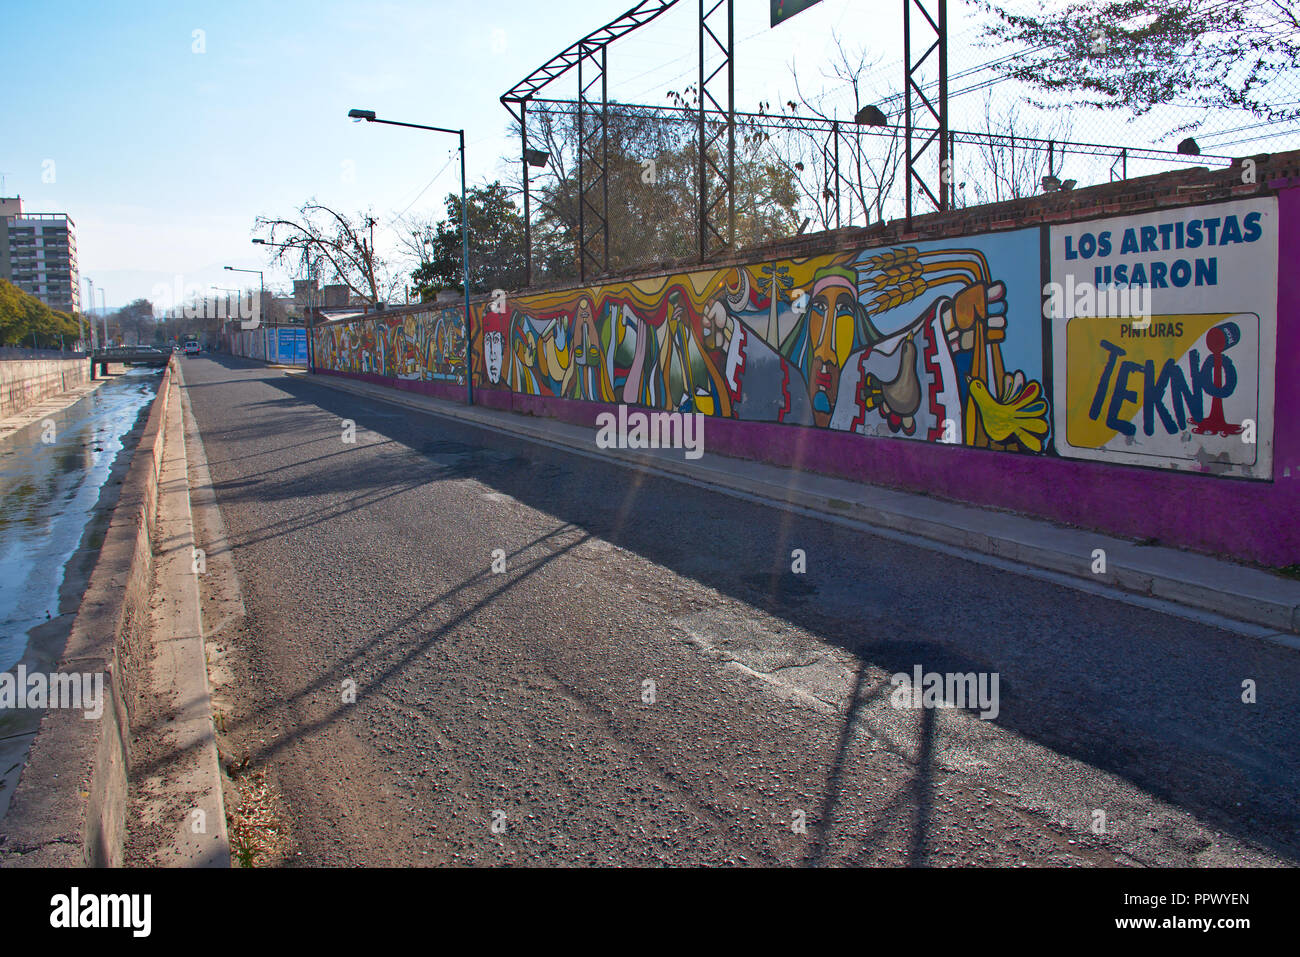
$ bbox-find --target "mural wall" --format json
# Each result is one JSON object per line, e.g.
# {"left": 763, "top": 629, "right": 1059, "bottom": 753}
{"left": 1049, "top": 197, "right": 1278, "bottom": 478}
{"left": 470, "top": 228, "right": 1050, "bottom": 455}
{"left": 315, "top": 306, "right": 467, "bottom": 384}
{"left": 231, "top": 327, "right": 266, "bottom": 361}
{"left": 309, "top": 197, "right": 1282, "bottom": 479}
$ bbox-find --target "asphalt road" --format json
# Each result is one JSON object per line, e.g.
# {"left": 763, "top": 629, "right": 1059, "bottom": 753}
{"left": 173, "top": 355, "right": 1300, "bottom": 867}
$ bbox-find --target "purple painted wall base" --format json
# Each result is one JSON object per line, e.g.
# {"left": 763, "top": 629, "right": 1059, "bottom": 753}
{"left": 317, "top": 368, "right": 468, "bottom": 405}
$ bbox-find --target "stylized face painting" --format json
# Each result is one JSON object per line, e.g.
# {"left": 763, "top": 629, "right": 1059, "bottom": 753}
{"left": 484, "top": 331, "right": 504, "bottom": 383}
{"left": 808, "top": 271, "right": 859, "bottom": 427}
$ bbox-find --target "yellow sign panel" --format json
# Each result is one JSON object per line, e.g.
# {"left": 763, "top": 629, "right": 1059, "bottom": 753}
{"left": 1064, "top": 313, "right": 1260, "bottom": 468}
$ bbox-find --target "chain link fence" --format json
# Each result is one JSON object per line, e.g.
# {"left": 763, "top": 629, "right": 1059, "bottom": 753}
{"left": 506, "top": 0, "right": 1298, "bottom": 283}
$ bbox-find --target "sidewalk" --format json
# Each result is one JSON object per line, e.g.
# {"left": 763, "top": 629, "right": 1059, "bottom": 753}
{"left": 301, "top": 371, "right": 1300, "bottom": 644}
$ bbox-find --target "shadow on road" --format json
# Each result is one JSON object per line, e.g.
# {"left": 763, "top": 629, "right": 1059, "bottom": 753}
{"left": 184, "top": 355, "right": 1300, "bottom": 865}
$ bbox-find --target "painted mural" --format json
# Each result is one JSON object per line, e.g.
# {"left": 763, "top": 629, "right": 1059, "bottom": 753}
{"left": 472, "top": 228, "right": 1050, "bottom": 453}
{"left": 315, "top": 306, "right": 467, "bottom": 384}
{"left": 1049, "top": 197, "right": 1278, "bottom": 478}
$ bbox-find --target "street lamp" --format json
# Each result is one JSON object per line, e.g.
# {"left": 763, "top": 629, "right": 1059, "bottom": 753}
{"left": 85, "top": 277, "right": 97, "bottom": 351}
{"left": 216, "top": 287, "right": 242, "bottom": 320}
{"left": 854, "top": 105, "right": 888, "bottom": 127}
{"left": 225, "top": 265, "right": 264, "bottom": 328}
{"left": 348, "top": 107, "right": 474, "bottom": 405}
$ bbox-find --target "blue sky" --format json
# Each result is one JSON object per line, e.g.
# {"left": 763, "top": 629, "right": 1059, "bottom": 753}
{"left": 4, "top": 0, "right": 920, "bottom": 309}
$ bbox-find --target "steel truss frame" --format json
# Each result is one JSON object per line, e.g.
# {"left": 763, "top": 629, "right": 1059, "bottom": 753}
{"left": 904, "top": 0, "right": 949, "bottom": 226}
{"left": 698, "top": 0, "right": 734, "bottom": 260}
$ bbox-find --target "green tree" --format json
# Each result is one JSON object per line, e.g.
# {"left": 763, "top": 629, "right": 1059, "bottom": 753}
{"left": 977, "top": 0, "right": 1300, "bottom": 119}
{"left": 408, "top": 182, "right": 527, "bottom": 298}
{"left": 0, "top": 279, "right": 81, "bottom": 348}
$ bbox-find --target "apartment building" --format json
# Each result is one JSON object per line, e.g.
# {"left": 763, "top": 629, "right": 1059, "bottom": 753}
{"left": 0, "top": 196, "right": 80, "bottom": 313}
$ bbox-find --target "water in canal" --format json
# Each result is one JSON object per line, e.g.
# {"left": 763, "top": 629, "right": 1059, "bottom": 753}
{"left": 0, "top": 368, "right": 162, "bottom": 673}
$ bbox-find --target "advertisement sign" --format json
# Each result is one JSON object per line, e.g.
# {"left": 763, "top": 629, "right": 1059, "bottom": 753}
{"left": 1048, "top": 197, "right": 1278, "bottom": 478}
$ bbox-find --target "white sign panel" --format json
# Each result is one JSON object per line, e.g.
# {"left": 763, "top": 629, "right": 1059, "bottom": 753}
{"left": 1048, "top": 196, "right": 1278, "bottom": 478}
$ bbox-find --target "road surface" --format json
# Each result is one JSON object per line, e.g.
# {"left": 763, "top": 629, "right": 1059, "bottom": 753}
{"left": 166, "top": 355, "right": 1300, "bottom": 867}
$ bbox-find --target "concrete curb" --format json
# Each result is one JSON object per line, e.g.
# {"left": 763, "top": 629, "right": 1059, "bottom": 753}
{"left": 130, "top": 364, "right": 230, "bottom": 866}
{"left": 301, "top": 371, "right": 1300, "bottom": 641}
{"left": 0, "top": 360, "right": 174, "bottom": 867}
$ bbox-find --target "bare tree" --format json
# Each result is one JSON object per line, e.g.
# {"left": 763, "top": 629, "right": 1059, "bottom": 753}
{"left": 253, "top": 202, "right": 401, "bottom": 306}
{"left": 964, "top": 92, "right": 1075, "bottom": 205}
{"left": 761, "top": 37, "right": 905, "bottom": 229}
{"left": 108, "top": 298, "right": 156, "bottom": 345}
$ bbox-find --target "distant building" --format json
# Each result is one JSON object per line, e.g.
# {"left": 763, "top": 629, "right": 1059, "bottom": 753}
{"left": 292, "top": 279, "right": 318, "bottom": 306}
{"left": 0, "top": 196, "right": 80, "bottom": 313}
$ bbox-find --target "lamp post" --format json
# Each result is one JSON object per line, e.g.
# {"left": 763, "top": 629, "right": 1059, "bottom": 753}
{"left": 852, "top": 105, "right": 889, "bottom": 225}
{"left": 85, "top": 278, "right": 97, "bottom": 351}
{"left": 216, "top": 287, "right": 242, "bottom": 330}
{"left": 224, "top": 265, "right": 264, "bottom": 328}
{"left": 347, "top": 107, "right": 474, "bottom": 405}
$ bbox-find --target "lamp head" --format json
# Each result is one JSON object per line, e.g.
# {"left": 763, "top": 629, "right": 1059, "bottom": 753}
{"left": 348, "top": 108, "right": 377, "bottom": 122}
{"left": 854, "top": 105, "right": 888, "bottom": 127}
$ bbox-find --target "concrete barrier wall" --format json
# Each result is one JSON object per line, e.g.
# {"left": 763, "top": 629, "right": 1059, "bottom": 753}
{"left": 0, "top": 360, "right": 173, "bottom": 867}
{"left": 0, "top": 358, "right": 89, "bottom": 418}
{"left": 311, "top": 158, "right": 1299, "bottom": 567}
{"left": 227, "top": 326, "right": 311, "bottom": 365}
